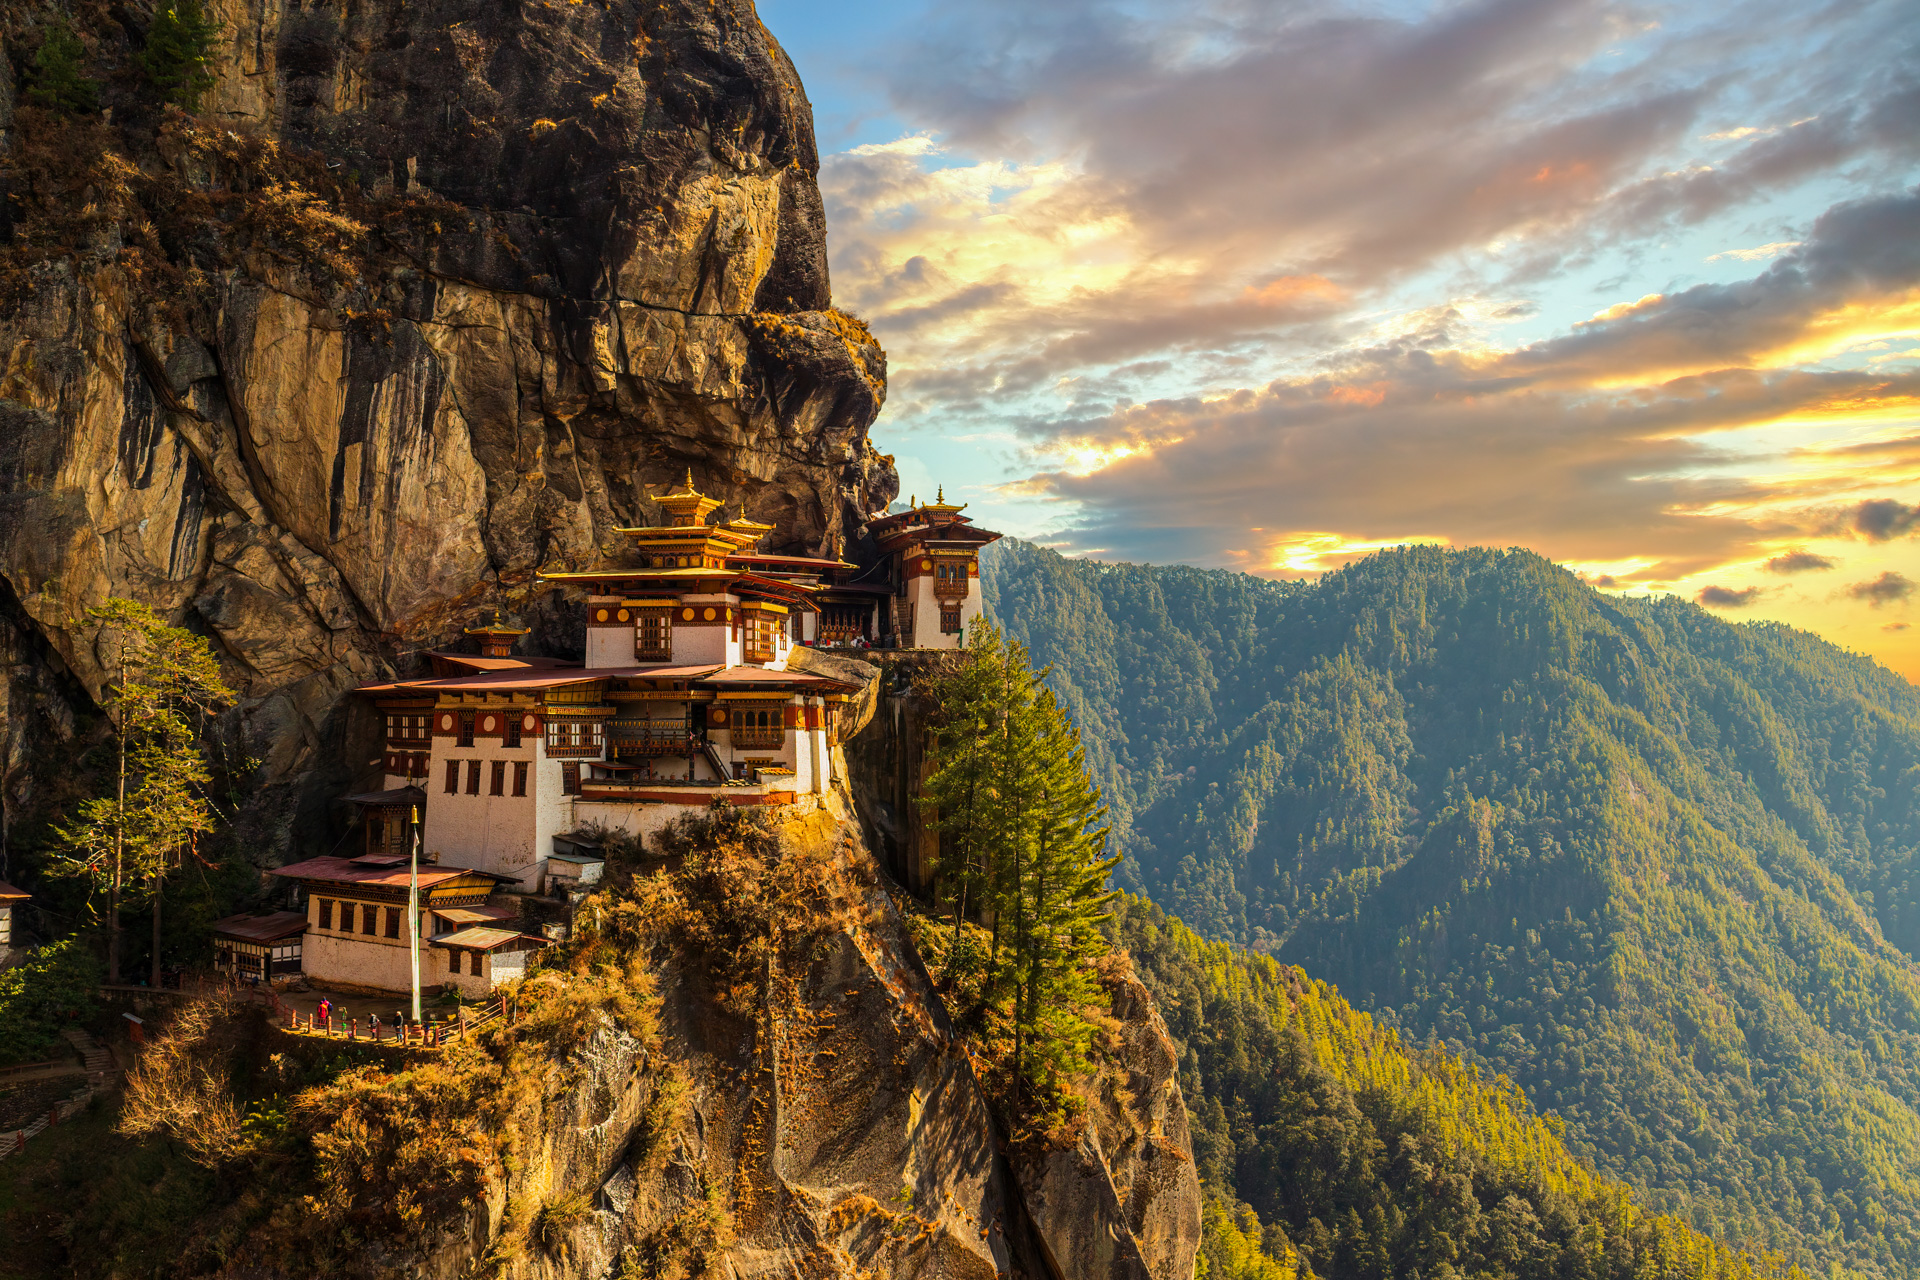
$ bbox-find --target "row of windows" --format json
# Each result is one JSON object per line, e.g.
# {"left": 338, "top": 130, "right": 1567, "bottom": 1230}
{"left": 385, "top": 714, "right": 432, "bottom": 742}
{"left": 452, "top": 710, "right": 525, "bottom": 749}
{"left": 443, "top": 759, "right": 531, "bottom": 796}
{"left": 545, "top": 720, "right": 604, "bottom": 759}
{"left": 444, "top": 947, "right": 486, "bottom": 976}
{"left": 729, "top": 707, "right": 785, "bottom": 750}
{"left": 315, "top": 899, "right": 405, "bottom": 938}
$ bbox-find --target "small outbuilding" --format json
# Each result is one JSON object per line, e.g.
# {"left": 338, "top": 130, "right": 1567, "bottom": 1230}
{"left": 0, "top": 880, "right": 27, "bottom": 955}
{"left": 211, "top": 910, "right": 309, "bottom": 983}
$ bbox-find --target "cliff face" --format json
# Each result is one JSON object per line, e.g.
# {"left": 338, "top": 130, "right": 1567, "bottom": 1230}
{"left": 371, "top": 810, "right": 1199, "bottom": 1280}
{"left": 0, "top": 0, "right": 895, "bottom": 852}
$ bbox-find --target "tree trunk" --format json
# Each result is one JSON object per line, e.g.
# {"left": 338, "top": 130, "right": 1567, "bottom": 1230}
{"left": 150, "top": 876, "right": 163, "bottom": 988}
{"left": 107, "top": 637, "right": 128, "bottom": 985}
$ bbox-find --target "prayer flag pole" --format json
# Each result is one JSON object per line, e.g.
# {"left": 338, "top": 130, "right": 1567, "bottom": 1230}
{"left": 409, "top": 805, "right": 423, "bottom": 1024}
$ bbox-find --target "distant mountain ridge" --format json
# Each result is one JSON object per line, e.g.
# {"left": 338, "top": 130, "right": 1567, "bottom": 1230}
{"left": 984, "top": 538, "right": 1920, "bottom": 1278}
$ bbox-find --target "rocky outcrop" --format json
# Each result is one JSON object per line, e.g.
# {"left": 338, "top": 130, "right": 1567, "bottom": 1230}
{"left": 1016, "top": 960, "right": 1202, "bottom": 1280}
{"left": 0, "top": 0, "right": 895, "bottom": 858}
{"left": 383, "top": 810, "right": 1197, "bottom": 1280}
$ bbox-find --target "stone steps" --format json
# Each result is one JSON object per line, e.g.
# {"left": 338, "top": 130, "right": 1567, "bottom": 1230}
{"left": 60, "top": 1028, "right": 114, "bottom": 1081}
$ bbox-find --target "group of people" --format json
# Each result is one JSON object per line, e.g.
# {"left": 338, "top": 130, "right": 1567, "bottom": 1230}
{"left": 313, "top": 996, "right": 414, "bottom": 1031}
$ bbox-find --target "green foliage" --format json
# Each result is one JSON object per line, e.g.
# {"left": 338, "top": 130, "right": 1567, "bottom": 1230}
{"left": 0, "top": 936, "right": 102, "bottom": 1066}
{"left": 1198, "top": 1192, "right": 1301, "bottom": 1280}
{"left": 1116, "top": 895, "right": 1795, "bottom": 1280}
{"left": 51, "top": 598, "right": 235, "bottom": 984}
{"left": 987, "top": 539, "right": 1920, "bottom": 1277}
{"left": 918, "top": 621, "right": 1122, "bottom": 1107}
{"left": 27, "top": 20, "right": 99, "bottom": 114}
{"left": 138, "top": 0, "right": 223, "bottom": 110}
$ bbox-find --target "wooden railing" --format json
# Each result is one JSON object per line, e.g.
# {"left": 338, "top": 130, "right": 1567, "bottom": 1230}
{"left": 279, "top": 992, "right": 518, "bottom": 1048}
{"left": 610, "top": 720, "right": 698, "bottom": 756}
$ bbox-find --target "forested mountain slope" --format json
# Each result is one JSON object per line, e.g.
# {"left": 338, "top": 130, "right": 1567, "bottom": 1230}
{"left": 1109, "top": 895, "right": 1789, "bottom": 1280}
{"left": 985, "top": 539, "right": 1920, "bottom": 1278}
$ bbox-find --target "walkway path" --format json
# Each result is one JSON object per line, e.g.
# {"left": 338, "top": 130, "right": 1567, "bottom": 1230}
{"left": 61, "top": 1028, "right": 114, "bottom": 1086}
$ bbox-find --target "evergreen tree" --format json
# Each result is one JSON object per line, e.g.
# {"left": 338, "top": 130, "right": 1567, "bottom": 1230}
{"left": 920, "top": 621, "right": 1120, "bottom": 1100}
{"left": 53, "top": 599, "right": 233, "bottom": 984}
{"left": 27, "top": 19, "right": 100, "bottom": 114}
{"left": 139, "top": 0, "right": 223, "bottom": 111}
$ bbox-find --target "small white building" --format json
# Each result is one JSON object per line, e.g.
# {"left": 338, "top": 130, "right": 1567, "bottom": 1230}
{"left": 268, "top": 853, "right": 536, "bottom": 997}
{"left": 0, "top": 880, "right": 28, "bottom": 960}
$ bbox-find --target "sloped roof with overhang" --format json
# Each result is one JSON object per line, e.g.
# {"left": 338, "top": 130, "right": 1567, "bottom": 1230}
{"left": 269, "top": 856, "right": 516, "bottom": 889}
{"left": 343, "top": 786, "right": 426, "bottom": 807}
{"left": 211, "top": 911, "right": 309, "bottom": 943}
{"left": 429, "top": 926, "right": 543, "bottom": 951}
{"left": 698, "top": 666, "right": 861, "bottom": 692}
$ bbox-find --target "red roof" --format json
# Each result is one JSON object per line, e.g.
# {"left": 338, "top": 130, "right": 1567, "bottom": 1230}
{"left": 726, "top": 553, "right": 852, "bottom": 569}
{"left": 268, "top": 856, "right": 513, "bottom": 888}
{"left": 429, "top": 926, "right": 544, "bottom": 951}
{"left": 699, "top": 666, "right": 861, "bottom": 690}
{"left": 211, "top": 910, "right": 309, "bottom": 943}
{"left": 425, "top": 652, "right": 581, "bottom": 673}
{"left": 0, "top": 880, "right": 29, "bottom": 903}
{"left": 358, "top": 665, "right": 721, "bottom": 695}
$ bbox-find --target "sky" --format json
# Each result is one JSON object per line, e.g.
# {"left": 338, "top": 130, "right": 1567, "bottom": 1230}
{"left": 758, "top": 0, "right": 1920, "bottom": 679}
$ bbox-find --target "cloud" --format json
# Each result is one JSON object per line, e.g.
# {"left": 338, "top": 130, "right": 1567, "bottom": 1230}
{"left": 1886, "top": 622, "right": 1913, "bottom": 632}
{"left": 1765, "top": 550, "right": 1837, "bottom": 573}
{"left": 1707, "top": 241, "right": 1801, "bottom": 262}
{"left": 828, "top": 0, "right": 1918, "bottom": 421}
{"left": 1699, "top": 585, "right": 1764, "bottom": 606}
{"left": 1846, "top": 572, "right": 1916, "bottom": 607}
{"left": 1852, "top": 499, "right": 1920, "bottom": 541}
{"left": 814, "top": 0, "right": 1920, "bottom": 673}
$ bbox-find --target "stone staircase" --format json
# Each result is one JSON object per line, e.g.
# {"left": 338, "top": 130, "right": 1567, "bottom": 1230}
{"left": 61, "top": 1028, "right": 114, "bottom": 1084}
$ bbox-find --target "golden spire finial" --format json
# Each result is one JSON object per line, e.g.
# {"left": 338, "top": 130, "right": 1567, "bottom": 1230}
{"left": 937, "top": 485, "right": 944, "bottom": 502}
{"left": 684, "top": 467, "right": 695, "bottom": 491}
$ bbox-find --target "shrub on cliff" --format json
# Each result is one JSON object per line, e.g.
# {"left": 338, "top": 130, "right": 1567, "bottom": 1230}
{"left": 27, "top": 20, "right": 99, "bottom": 115}
{"left": 138, "top": 0, "right": 223, "bottom": 110}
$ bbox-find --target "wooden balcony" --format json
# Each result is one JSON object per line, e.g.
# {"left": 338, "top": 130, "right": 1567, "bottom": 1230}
{"left": 728, "top": 726, "right": 785, "bottom": 751}
{"left": 610, "top": 720, "right": 699, "bottom": 757}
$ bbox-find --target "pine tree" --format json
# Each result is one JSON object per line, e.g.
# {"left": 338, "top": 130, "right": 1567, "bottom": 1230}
{"left": 54, "top": 599, "right": 233, "bottom": 984}
{"left": 139, "top": 0, "right": 224, "bottom": 111}
{"left": 1010, "top": 689, "right": 1118, "bottom": 1092}
{"left": 27, "top": 19, "right": 100, "bottom": 114}
{"left": 920, "top": 620, "right": 1120, "bottom": 1101}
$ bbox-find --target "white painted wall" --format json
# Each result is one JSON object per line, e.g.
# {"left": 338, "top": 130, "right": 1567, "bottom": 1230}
{"left": 585, "top": 595, "right": 631, "bottom": 668}
{"left": 671, "top": 595, "right": 742, "bottom": 667}
{"left": 302, "top": 897, "right": 433, "bottom": 994}
{"left": 423, "top": 719, "right": 545, "bottom": 885}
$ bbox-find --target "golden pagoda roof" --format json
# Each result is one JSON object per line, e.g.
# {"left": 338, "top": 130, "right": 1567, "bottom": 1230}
{"left": 920, "top": 485, "right": 967, "bottom": 514}
{"left": 650, "top": 468, "right": 726, "bottom": 522}
{"left": 723, "top": 504, "right": 776, "bottom": 535}
{"left": 463, "top": 610, "right": 529, "bottom": 639}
